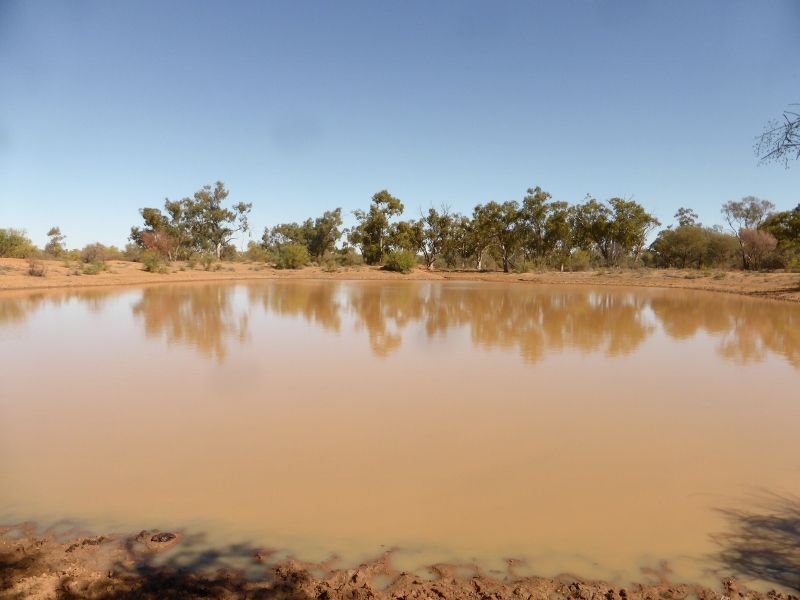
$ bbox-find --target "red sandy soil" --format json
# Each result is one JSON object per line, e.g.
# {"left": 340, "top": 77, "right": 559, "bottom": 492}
{"left": 1, "top": 258, "right": 799, "bottom": 302}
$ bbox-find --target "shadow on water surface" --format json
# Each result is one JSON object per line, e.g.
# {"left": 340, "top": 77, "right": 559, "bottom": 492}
{"left": 711, "top": 493, "right": 800, "bottom": 592}
{"left": 1, "top": 282, "right": 799, "bottom": 367}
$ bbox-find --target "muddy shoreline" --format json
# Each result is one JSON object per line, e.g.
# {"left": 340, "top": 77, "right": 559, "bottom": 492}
{"left": 1, "top": 523, "right": 796, "bottom": 600}
{"left": 1, "top": 258, "right": 799, "bottom": 303}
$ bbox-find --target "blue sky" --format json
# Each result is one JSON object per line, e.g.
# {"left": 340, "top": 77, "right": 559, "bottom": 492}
{"left": 1, "top": 0, "right": 798, "bottom": 248}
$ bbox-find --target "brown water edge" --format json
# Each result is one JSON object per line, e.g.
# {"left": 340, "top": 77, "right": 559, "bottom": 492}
{"left": 1, "top": 258, "right": 799, "bottom": 304}
{"left": 2, "top": 520, "right": 798, "bottom": 600}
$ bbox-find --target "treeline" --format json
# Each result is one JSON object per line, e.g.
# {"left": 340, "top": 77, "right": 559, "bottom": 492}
{"left": 2, "top": 182, "right": 799, "bottom": 273}
{"left": 256, "top": 188, "right": 800, "bottom": 272}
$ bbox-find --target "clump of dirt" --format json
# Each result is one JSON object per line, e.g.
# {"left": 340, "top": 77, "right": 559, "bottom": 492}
{"left": 1, "top": 523, "right": 798, "bottom": 600}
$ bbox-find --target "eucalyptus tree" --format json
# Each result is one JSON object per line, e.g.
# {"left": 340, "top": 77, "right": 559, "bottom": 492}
{"left": 187, "top": 182, "right": 252, "bottom": 259}
{"left": 472, "top": 201, "right": 524, "bottom": 273}
{"left": 349, "top": 190, "right": 404, "bottom": 264}
{"left": 721, "top": 196, "right": 776, "bottom": 269}
{"left": 762, "top": 204, "right": 800, "bottom": 265}
{"left": 416, "top": 207, "right": 453, "bottom": 269}
{"left": 519, "top": 186, "right": 573, "bottom": 267}
{"left": 674, "top": 207, "right": 699, "bottom": 228}
{"left": 44, "top": 227, "right": 67, "bottom": 257}
{"left": 607, "top": 197, "right": 660, "bottom": 263}
{"left": 387, "top": 219, "right": 422, "bottom": 254}
{"left": 306, "top": 208, "right": 344, "bottom": 260}
{"left": 131, "top": 182, "right": 250, "bottom": 260}
{"left": 572, "top": 196, "right": 659, "bottom": 266}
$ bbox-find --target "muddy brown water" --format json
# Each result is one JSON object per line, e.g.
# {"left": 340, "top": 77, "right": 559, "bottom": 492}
{"left": 1, "top": 281, "right": 798, "bottom": 589}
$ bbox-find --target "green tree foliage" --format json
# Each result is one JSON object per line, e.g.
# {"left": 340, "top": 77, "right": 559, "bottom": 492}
{"left": 274, "top": 243, "right": 310, "bottom": 269}
{"left": 761, "top": 205, "right": 800, "bottom": 268}
{"left": 674, "top": 207, "right": 699, "bottom": 227}
{"left": 416, "top": 207, "right": 453, "bottom": 269}
{"left": 382, "top": 250, "right": 417, "bottom": 273}
{"left": 387, "top": 219, "right": 422, "bottom": 254}
{"left": 572, "top": 196, "right": 660, "bottom": 266}
{"left": 262, "top": 208, "right": 344, "bottom": 262}
{"left": 307, "top": 208, "right": 344, "bottom": 260}
{"left": 349, "top": 190, "right": 404, "bottom": 264}
{"left": 470, "top": 201, "right": 524, "bottom": 272}
{"left": 0, "top": 229, "right": 37, "bottom": 258}
{"left": 649, "top": 212, "right": 739, "bottom": 269}
{"left": 131, "top": 182, "right": 251, "bottom": 260}
{"left": 188, "top": 182, "right": 252, "bottom": 259}
{"left": 519, "top": 186, "right": 573, "bottom": 268}
{"left": 44, "top": 227, "right": 67, "bottom": 257}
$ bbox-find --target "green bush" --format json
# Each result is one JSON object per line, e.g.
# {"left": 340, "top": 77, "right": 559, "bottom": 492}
{"left": 123, "top": 243, "right": 142, "bottom": 262}
{"left": 335, "top": 247, "right": 364, "bottom": 267}
{"left": 383, "top": 250, "right": 417, "bottom": 273}
{"left": 321, "top": 256, "right": 338, "bottom": 272}
{"left": 244, "top": 241, "right": 270, "bottom": 263}
{"left": 82, "top": 262, "right": 107, "bottom": 275}
{"left": 140, "top": 249, "right": 167, "bottom": 273}
{"left": 565, "top": 249, "right": 592, "bottom": 271}
{"left": 0, "top": 229, "right": 38, "bottom": 258}
{"left": 199, "top": 254, "right": 218, "bottom": 271}
{"left": 274, "top": 243, "right": 310, "bottom": 269}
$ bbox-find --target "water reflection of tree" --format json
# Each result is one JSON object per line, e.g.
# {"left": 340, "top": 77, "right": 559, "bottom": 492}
{"left": 132, "top": 285, "right": 249, "bottom": 362}
{"left": 246, "top": 282, "right": 342, "bottom": 333}
{"left": 347, "top": 285, "right": 426, "bottom": 356}
{"left": 650, "top": 295, "right": 800, "bottom": 368}
{"left": 2, "top": 284, "right": 799, "bottom": 368}
{"left": 0, "top": 289, "right": 112, "bottom": 327}
{"left": 712, "top": 493, "right": 800, "bottom": 592}
{"left": 438, "top": 287, "right": 653, "bottom": 362}
{"left": 342, "top": 285, "right": 653, "bottom": 362}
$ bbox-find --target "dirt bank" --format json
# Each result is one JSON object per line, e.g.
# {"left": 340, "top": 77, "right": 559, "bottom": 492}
{"left": 1, "top": 257, "right": 799, "bottom": 302}
{"left": 1, "top": 524, "right": 796, "bottom": 600}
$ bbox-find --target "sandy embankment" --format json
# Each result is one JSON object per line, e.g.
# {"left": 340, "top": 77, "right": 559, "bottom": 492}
{"left": 1, "top": 524, "right": 796, "bottom": 600}
{"left": 1, "top": 257, "right": 799, "bottom": 302}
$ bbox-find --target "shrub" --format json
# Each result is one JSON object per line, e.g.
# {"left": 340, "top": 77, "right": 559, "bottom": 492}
{"left": 139, "top": 231, "right": 176, "bottom": 260}
{"left": 335, "top": 247, "right": 364, "bottom": 267}
{"left": 274, "top": 243, "right": 309, "bottom": 269}
{"left": 140, "top": 249, "right": 167, "bottom": 273}
{"left": 565, "top": 249, "right": 592, "bottom": 272}
{"left": 123, "top": 243, "right": 142, "bottom": 261}
{"left": 220, "top": 245, "right": 239, "bottom": 261}
{"left": 383, "top": 250, "right": 417, "bottom": 273}
{"left": 27, "top": 258, "right": 46, "bottom": 277}
{"left": 0, "top": 229, "right": 37, "bottom": 258}
{"left": 740, "top": 229, "right": 778, "bottom": 270}
{"left": 244, "top": 241, "right": 270, "bottom": 262}
{"left": 80, "top": 243, "right": 109, "bottom": 264}
{"left": 103, "top": 245, "right": 124, "bottom": 261}
{"left": 200, "top": 254, "right": 217, "bottom": 271}
{"left": 82, "top": 262, "right": 106, "bottom": 275}
{"left": 64, "top": 249, "right": 82, "bottom": 262}
{"left": 321, "top": 256, "right": 339, "bottom": 272}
